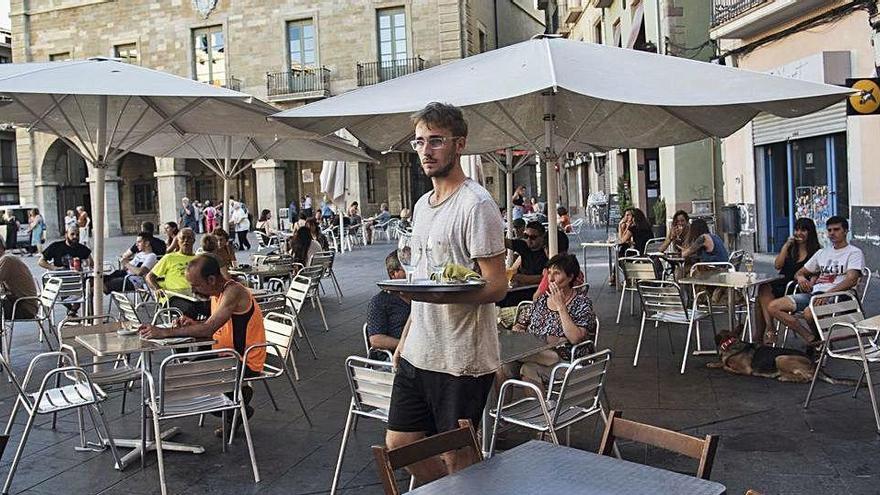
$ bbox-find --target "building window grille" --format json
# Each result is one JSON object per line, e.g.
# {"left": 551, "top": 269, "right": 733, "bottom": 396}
{"left": 133, "top": 182, "right": 157, "bottom": 214}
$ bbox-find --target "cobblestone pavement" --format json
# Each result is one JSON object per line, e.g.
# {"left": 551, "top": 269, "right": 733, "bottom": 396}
{"left": 1, "top": 229, "right": 878, "bottom": 494}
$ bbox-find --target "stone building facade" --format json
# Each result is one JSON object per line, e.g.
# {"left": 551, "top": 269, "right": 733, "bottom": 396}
{"left": 10, "top": 0, "right": 543, "bottom": 236}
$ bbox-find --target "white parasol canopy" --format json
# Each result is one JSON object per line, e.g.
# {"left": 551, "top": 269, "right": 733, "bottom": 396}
{"left": 0, "top": 57, "right": 314, "bottom": 311}
{"left": 271, "top": 36, "right": 852, "bottom": 254}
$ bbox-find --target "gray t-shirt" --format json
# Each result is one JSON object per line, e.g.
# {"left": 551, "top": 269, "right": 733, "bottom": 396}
{"left": 401, "top": 178, "right": 506, "bottom": 377}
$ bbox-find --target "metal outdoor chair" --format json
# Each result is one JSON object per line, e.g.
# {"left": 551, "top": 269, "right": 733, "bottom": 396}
{"left": 643, "top": 237, "right": 666, "bottom": 255}
{"left": 3, "top": 276, "right": 63, "bottom": 367}
{"left": 801, "top": 292, "right": 880, "bottom": 431}
{"left": 42, "top": 270, "right": 87, "bottom": 318}
{"left": 634, "top": 280, "right": 716, "bottom": 374}
{"left": 229, "top": 312, "right": 311, "bottom": 441}
{"left": 296, "top": 265, "right": 330, "bottom": 332}
{"left": 372, "top": 419, "right": 482, "bottom": 495}
{"left": 0, "top": 351, "right": 122, "bottom": 495}
{"left": 513, "top": 301, "right": 600, "bottom": 353}
{"left": 567, "top": 217, "right": 585, "bottom": 243}
{"left": 363, "top": 322, "right": 394, "bottom": 361}
{"left": 311, "top": 250, "right": 344, "bottom": 304}
{"left": 617, "top": 257, "right": 658, "bottom": 324}
{"left": 331, "top": 356, "right": 395, "bottom": 495}
{"left": 488, "top": 350, "right": 613, "bottom": 456}
{"left": 598, "top": 410, "right": 719, "bottom": 480}
{"left": 727, "top": 249, "right": 745, "bottom": 270}
{"left": 255, "top": 230, "right": 281, "bottom": 254}
{"left": 254, "top": 292, "right": 288, "bottom": 316}
{"left": 144, "top": 349, "right": 260, "bottom": 495}
{"left": 283, "top": 275, "right": 320, "bottom": 358}
{"left": 371, "top": 219, "right": 392, "bottom": 243}
{"left": 688, "top": 261, "right": 749, "bottom": 342}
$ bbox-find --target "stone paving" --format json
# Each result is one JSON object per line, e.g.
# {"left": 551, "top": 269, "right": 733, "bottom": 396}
{"left": 1, "top": 230, "right": 879, "bottom": 494}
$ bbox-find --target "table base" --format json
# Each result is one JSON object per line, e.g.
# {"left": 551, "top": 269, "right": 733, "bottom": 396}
{"left": 101, "top": 427, "right": 205, "bottom": 469}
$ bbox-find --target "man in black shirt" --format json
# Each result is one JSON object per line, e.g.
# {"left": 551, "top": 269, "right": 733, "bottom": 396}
{"left": 38, "top": 226, "right": 92, "bottom": 316}
{"left": 505, "top": 221, "right": 548, "bottom": 287}
{"left": 365, "top": 251, "right": 411, "bottom": 360}
{"left": 39, "top": 226, "right": 93, "bottom": 270}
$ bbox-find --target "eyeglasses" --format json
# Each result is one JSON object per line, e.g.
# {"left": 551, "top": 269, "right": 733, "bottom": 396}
{"left": 409, "top": 136, "right": 462, "bottom": 151}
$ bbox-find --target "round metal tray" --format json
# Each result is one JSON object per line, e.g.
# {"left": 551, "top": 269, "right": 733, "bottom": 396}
{"left": 377, "top": 278, "right": 485, "bottom": 293}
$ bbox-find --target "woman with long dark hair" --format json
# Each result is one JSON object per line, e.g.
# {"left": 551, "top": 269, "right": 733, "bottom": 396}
{"left": 610, "top": 207, "right": 653, "bottom": 284}
{"left": 681, "top": 218, "right": 729, "bottom": 263}
{"left": 287, "top": 226, "right": 321, "bottom": 266}
{"left": 758, "top": 217, "right": 821, "bottom": 344}
{"left": 305, "top": 217, "right": 329, "bottom": 250}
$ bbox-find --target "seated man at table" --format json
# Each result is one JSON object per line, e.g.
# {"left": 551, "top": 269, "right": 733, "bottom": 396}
{"left": 146, "top": 228, "right": 207, "bottom": 319}
{"left": 120, "top": 221, "right": 166, "bottom": 263}
{"left": 501, "top": 254, "right": 596, "bottom": 388}
{"left": 767, "top": 216, "right": 864, "bottom": 347}
{"left": 103, "top": 231, "right": 158, "bottom": 294}
{"left": 38, "top": 225, "right": 93, "bottom": 316}
{"left": 139, "top": 253, "right": 266, "bottom": 435}
{"left": 504, "top": 221, "right": 548, "bottom": 287}
{"left": 366, "top": 251, "right": 411, "bottom": 360}
{"left": 0, "top": 237, "right": 38, "bottom": 319}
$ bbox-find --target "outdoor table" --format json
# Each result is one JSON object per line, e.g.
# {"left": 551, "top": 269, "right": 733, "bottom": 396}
{"left": 479, "top": 330, "right": 558, "bottom": 454}
{"left": 75, "top": 330, "right": 215, "bottom": 469}
{"left": 163, "top": 287, "right": 208, "bottom": 302}
{"left": 581, "top": 241, "right": 618, "bottom": 288}
{"left": 678, "top": 271, "right": 782, "bottom": 343}
{"left": 646, "top": 252, "right": 686, "bottom": 280}
{"left": 857, "top": 314, "right": 880, "bottom": 332}
{"left": 496, "top": 284, "right": 539, "bottom": 307}
{"left": 409, "top": 440, "right": 726, "bottom": 495}
{"left": 230, "top": 265, "right": 292, "bottom": 288}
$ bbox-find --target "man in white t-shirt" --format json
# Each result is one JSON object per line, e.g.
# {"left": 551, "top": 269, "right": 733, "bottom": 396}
{"left": 385, "top": 103, "right": 507, "bottom": 485}
{"left": 103, "top": 231, "right": 158, "bottom": 293}
{"left": 769, "top": 216, "right": 864, "bottom": 345}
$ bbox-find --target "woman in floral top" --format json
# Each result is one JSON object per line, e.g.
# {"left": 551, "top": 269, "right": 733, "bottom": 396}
{"left": 505, "top": 253, "right": 597, "bottom": 387}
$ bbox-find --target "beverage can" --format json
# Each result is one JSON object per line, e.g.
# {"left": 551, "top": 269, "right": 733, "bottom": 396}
{"left": 72, "top": 257, "right": 81, "bottom": 271}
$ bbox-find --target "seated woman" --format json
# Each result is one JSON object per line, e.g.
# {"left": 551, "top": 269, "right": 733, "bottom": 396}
{"left": 197, "top": 233, "right": 231, "bottom": 278}
{"left": 610, "top": 207, "right": 653, "bottom": 285}
{"left": 557, "top": 207, "right": 572, "bottom": 233}
{"left": 287, "top": 227, "right": 322, "bottom": 267}
{"left": 211, "top": 227, "right": 237, "bottom": 269}
{"left": 305, "top": 217, "right": 330, "bottom": 251}
{"left": 756, "top": 218, "right": 820, "bottom": 344}
{"left": 502, "top": 254, "right": 597, "bottom": 388}
{"left": 254, "top": 209, "right": 278, "bottom": 239}
{"left": 658, "top": 210, "right": 690, "bottom": 253}
{"left": 681, "top": 218, "right": 729, "bottom": 264}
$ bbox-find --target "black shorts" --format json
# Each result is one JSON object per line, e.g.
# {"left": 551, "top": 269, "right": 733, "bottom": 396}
{"left": 388, "top": 358, "right": 495, "bottom": 436}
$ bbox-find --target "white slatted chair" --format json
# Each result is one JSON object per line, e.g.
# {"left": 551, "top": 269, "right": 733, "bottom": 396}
{"left": 617, "top": 257, "right": 658, "bottom": 324}
{"left": 283, "top": 275, "right": 320, "bottom": 357}
{"left": 635, "top": 280, "right": 716, "bottom": 374}
{"left": 488, "top": 350, "right": 613, "bottom": 456}
{"left": 42, "top": 270, "right": 87, "bottom": 318}
{"left": 362, "top": 323, "right": 394, "bottom": 361}
{"left": 330, "top": 356, "right": 394, "bottom": 495}
{"left": 296, "top": 265, "right": 330, "bottom": 332}
{"left": 144, "top": 349, "right": 259, "bottom": 495}
{"left": 643, "top": 237, "right": 666, "bottom": 255}
{"left": 3, "top": 276, "right": 63, "bottom": 366}
{"left": 567, "top": 218, "right": 585, "bottom": 243}
{"left": 802, "top": 292, "right": 880, "bottom": 431}
{"left": 1, "top": 351, "right": 122, "bottom": 495}
{"left": 311, "top": 251, "right": 344, "bottom": 304}
{"left": 229, "top": 312, "right": 311, "bottom": 442}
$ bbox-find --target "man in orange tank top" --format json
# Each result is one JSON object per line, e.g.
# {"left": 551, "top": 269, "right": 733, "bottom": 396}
{"left": 139, "top": 253, "right": 266, "bottom": 434}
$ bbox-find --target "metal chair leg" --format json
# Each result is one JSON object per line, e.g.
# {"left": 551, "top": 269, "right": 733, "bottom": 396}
{"left": 804, "top": 347, "right": 827, "bottom": 409}
{"left": 283, "top": 362, "right": 312, "bottom": 426}
{"left": 2, "top": 410, "right": 38, "bottom": 495}
{"left": 633, "top": 313, "right": 647, "bottom": 367}
{"left": 315, "top": 296, "right": 329, "bottom": 332}
{"left": 221, "top": 410, "right": 227, "bottom": 453}
{"left": 681, "top": 318, "right": 696, "bottom": 374}
{"left": 152, "top": 409, "right": 167, "bottom": 495}
{"left": 615, "top": 282, "right": 627, "bottom": 324}
{"left": 239, "top": 403, "right": 261, "bottom": 483}
{"left": 330, "top": 405, "right": 356, "bottom": 495}
{"left": 87, "top": 403, "right": 122, "bottom": 469}
{"left": 854, "top": 371, "right": 865, "bottom": 398}
{"left": 860, "top": 361, "right": 880, "bottom": 433}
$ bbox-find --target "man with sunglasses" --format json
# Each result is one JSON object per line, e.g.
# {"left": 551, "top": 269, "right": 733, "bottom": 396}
{"left": 386, "top": 102, "right": 507, "bottom": 485}
{"left": 768, "top": 215, "right": 864, "bottom": 346}
{"left": 504, "top": 221, "right": 548, "bottom": 287}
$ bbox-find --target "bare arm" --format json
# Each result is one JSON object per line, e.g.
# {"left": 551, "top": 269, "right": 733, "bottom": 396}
{"left": 145, "top": 271, "right": 160, "bottom": 290}
{"left": 407, "top": 253, "right": 507, "bottom": 304}
{"left": 512, "top": 272, "right": 543, "bottom": 286}
{"left": 828, "top": 269, "right": 861, "bottom": 293}
{"left": 139, "top": 284, "right": 242, "bottom": 339}
{"left": 38, "top": 258, "right": 55, "bottom": 270}
{"left": 774, "top": 239, "right": 793, "bottom": 271}
{"left": 681, "top": 235, "right": 706, "bottom": 258}
{"left": 369, "top": 334, "right": 400, "bottom": 351}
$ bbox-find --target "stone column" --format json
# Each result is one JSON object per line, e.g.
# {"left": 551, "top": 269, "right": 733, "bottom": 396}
{"left": 154, "top": 157, "right": 189, "bottom": 225}
{"left": 86, "top": 173, "right": 123, "bottom": 237}
{"left": 253, "top": 159, "right": 286, "bottom": 229}
{"left": 34, "top": 181, "right": 60, "bottom": 238}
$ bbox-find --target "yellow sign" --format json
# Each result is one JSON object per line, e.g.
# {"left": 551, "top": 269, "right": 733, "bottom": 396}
{"left": 846, "top": 78, "right": 880, "bottom": 115}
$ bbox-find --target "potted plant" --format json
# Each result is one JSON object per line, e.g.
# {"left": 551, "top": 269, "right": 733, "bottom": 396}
{"left": 652, "top": 197, "right": 667, "bottom": 238}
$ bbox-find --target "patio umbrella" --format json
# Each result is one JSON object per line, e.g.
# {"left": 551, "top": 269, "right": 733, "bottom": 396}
{"left": 0, "top": 57, "right": 313, "bottom": 311}
{"left": 320, "top": 160, "right": 347, "bottom": 251}
{"left": 124, "top": 132, "right": 375, "bottom": 221}
{"left": 271, "top": 35, "right": 852, "bottom": 255}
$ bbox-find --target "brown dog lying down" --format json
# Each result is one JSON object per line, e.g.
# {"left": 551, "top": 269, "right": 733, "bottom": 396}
{"left": 707, "top": 331, "right": 849, "bottom": 384}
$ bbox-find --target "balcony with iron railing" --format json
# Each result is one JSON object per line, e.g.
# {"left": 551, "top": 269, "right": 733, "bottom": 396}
{"left": 711, "top": 0, "right": 770, "bottom": 27}
{"left": 357, "top": 56, "right": 427, "bottom": 87}
{"left": 710, "top": 0, "right": 830, "bottom": 39}
{"left": 266, "top": 66, "right": 331, "bottom": 101}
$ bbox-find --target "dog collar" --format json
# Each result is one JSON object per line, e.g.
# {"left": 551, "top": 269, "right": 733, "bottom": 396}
{"left": 719, "top": 336, "right": 738, "bottom": 353}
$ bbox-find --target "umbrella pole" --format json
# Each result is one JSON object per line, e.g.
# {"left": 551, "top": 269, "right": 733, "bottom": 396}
{"left": 505, "top": 148, "right": 514, "bottom": 240}
{"left": 544, "top": 92, "right": 559, "bottom": 257}
{"left": 92, "top": 95, "right": 108, "bottom": 314}
{"left": 223, "top": 137, "right": 232, "bottom": 231}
